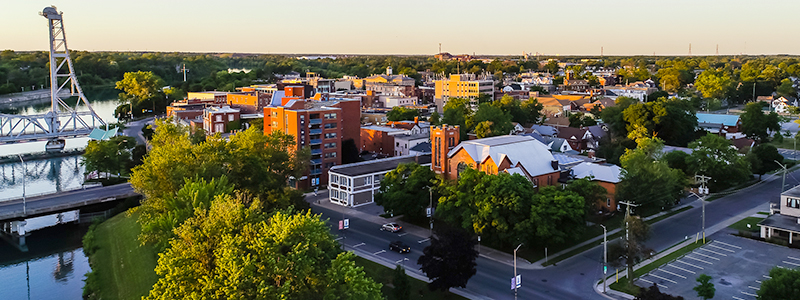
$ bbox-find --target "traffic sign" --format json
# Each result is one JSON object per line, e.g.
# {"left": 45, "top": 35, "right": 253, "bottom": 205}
{"left": 338, "top": 220, "right": 343, "bottom": 230}
{"left": 344, "top": 218, "right": 350, "bottom": 229}
{"left": 516, "top": 275, "right": 521, "bottom": 288}
{"left": 511, "top": 277, "right": 515, "bottom": 290}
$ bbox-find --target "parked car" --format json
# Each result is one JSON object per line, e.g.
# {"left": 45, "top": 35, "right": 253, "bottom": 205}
{"left": 389, "top": 241, "right": 411, "bottom": 254}
{"left": 381, "top": 222, "right": 402, "bottom": 233}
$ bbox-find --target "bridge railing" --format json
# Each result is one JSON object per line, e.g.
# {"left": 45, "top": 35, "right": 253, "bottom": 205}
{"left": 0, "top": 182, "right": 104, "bottom": 203}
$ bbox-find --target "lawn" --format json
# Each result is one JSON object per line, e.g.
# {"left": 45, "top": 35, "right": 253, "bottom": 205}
{"left": 90, "top": 210, "right": 158, "bottom": 300}
{"left": 728, "top": 216, "right": 763, "bottom": 233}
{"left": 609, "top": 240, "right": 708, "bottom": 295}
{"left": 353, "top": 256, "right": 466, "bottom": 300}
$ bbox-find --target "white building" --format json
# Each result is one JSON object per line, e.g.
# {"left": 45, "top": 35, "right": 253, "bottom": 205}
{"left": 328, "top": 154, "right": 432, "bottom": 207}
{"left": 393, "top": 133, "right": 429, "bottom": 156}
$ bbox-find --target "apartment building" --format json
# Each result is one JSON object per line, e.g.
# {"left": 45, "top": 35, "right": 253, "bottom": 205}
{"left": 434, "top": 74, "right": 494, "bottom": 113}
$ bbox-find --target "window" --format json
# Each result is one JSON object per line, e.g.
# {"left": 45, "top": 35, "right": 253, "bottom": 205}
{"left": 228, "top": 114, "right": 234, "bottom": 121}
{"left": 788, "top": 198, "right": 800, "bottom": 209}
{"left": 216, "top": 115, "right": 222, "bottom": 122}
{"left": 533, "top": 178, "right": 539, "bottom": 187}
{"left": 606, "top": 198, "right": 611, "bottom": 207}
{"left": 547, "top": 176, "right": 552, "bottom": 185}
{"left": 324, "top": 123, "right": 337, "bottom": 129}
{"left": 272, "top": 112, "right": 278, "bottom": 117}
{"left": 324, "top": 142, "right": 337, "bottom": 149}
{"left": 457, "top": 162, "right": 469, "bottom": 178}
{"left": 325, "top": 132, "right": 337, "bottom": 139}
{"left": 324, "top": 152, "right": 337, "bottom": 158}
{"left": 324, "top": 113, "right": 337, "bottom": 119}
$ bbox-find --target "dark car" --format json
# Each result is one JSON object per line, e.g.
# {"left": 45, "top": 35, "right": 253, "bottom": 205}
{"left": 389, "top": 241, "right": 411, "bottom": 254}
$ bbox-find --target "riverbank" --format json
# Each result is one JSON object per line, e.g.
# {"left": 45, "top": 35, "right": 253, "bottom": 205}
{"left": 0, "top": 89, "right": 70, "bottom": 105}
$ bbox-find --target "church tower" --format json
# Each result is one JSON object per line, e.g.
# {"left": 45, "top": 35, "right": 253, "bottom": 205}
{"left": 430, "top": 125, "right": 460, "bottom": 175}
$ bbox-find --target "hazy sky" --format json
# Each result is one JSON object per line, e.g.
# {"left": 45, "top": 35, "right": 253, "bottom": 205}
{"left": 2, "top": 1, "right": 798, "bottom": 56}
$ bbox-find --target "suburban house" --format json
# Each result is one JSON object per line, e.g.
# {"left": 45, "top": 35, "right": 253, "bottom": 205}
{"left": 556, "top": 125, "right": 606, "bottom": 152}
{"left": 696, "top": 113, "right": 741, "bottom": 134}
{"left": 570, "top": 162, "right": 622, "bottom": 212}
{"left": 432, "top": 129, "right": 561, "bottom": 187}
{"left": 758, "top": 185, "right": 800, "bottom": 245}
{"left": 328, "top": 154, "right": 432, "bottom": 207}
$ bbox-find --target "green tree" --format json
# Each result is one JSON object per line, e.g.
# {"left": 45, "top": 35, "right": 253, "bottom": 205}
{"left": 694, "top": 274, "right": 715, "bottom": 300}
{"left": 635, "top": 284, "right": 684, "bottom": 300}
{"left": 82, "top": 135, "right": 136, "bottom": 178}
{"left": 429, "top": 111, "right": 441, "bottom": 126}
{"left": 392, "top": 265, "right": 411, "bottom": 300}
{"left": 608, "top": 214, "right": 651, "bottom": 285}
{"left": 470, "top": 103, "right": 513, "bottom": 138}
{"left": 617, "top": 138, "right": 686, "bottom": 209}
{"left": 141, "top": 125, "right": 155, "bottom": 141}
{"left": 695, "top": 68, "right": 732, "bottom": 99}
{"left": 115, "top": 71, "right": 165, "bottom": 118}
{"left": 567, "top": 178, "right": 609, "bottom": 216}
{"left": 746, "top": 144, "right": 783, "bottom": 179}
{"left": 688, "top": 133, "right": 751, "bottom": 191}
{"left": 757, "top": 267, "right": 800, "bottom": 300}
{"left": 375, "top": 163, "right": 436, "bottom": 221}
{"left": 777, "top": 78, "right": 796, "bottom": 99}
{"left": 741, "top": 102, "right": 781, "bottom": 142}
{"left": 441, "top": 97, "right": 471, "bottom": 140}
{"left": 520, "top": 98, "right": 544, "bottom": 124}
{"left": 387, "top": 106, "right": 420, "bottom": 121}
{"left": 523, "top": 186, "right": 586, "bottom": 244}
{"left": 417, "top": 225, "right": 478, "bottom": 292}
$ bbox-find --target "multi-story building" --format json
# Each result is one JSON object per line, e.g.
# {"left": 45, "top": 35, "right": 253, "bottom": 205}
{"left": 434, "top": 74, "right": 494, "bottom": 112}
{"left": 327, "top": 154, "right": 432, "bottom": 207}
{"left": 263, "top": 89, "right": 360, "bottom": 189}
{"left": 203, "top": 106, "right": 240, "bottom": 134}
{"left": 187, "top": 91, "right": 229, "bottom": 105}
{"left": 759, "top": 185, "right": 800, "bottom": 245}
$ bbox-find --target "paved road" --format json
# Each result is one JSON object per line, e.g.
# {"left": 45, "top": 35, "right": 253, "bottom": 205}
{"left": 307, "top": 168, "right": 800, "bottom": 300}
{"left": 123, "top": 117, "right": 154, "bottom": 145}
{"left": 0, "top": 183, "right": 137, "bottom": 220}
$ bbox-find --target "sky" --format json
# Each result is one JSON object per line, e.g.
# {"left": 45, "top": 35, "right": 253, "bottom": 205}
{"left": 1, "top": 1, "right": 798, "bottom": 56}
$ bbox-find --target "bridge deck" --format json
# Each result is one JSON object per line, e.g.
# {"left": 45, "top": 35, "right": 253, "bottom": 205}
{"left": 0, "top": 183, "right": 139, "bottom": 222}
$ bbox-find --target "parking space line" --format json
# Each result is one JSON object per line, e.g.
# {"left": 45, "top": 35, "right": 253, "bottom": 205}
{"left": 741, "top": 291, "right": 757, "bottom": 297}
{"left": 638, "top": 278, "right": 668, "bottom": 289}
{"left": 334, "top": 237, "right": 344, "bottom": 241}
{"left": 353, "top": 243, "right": 366, "bottom": 248}
{"left": 707, "top": 244, "right": 736, "bottom": 253}
{"left": 782, "top": 260, "right": 800, "bottom": 267}
{"left": 692, "top": 251, "right": 721, "bottom": 261}
{"left": 732, "top": 297, "right": 746, "bottom": 300}
{"left": 666, "top": 263, "right": 696, "bottom": 274}
{"left": 763, "top": 275, "right": 772, "bottom": 279}
{"left": 787, "top": 256, "right": 800, "bottom": 261}
{"left": 698, "top": 247, "right": 727, "bottom": 257}
{"left": 748, "top": 286, "right": 759, "bottom": 290}
{"left": 647, "top": 273, "right": 677, "bottom": 284}
{"left": 418, "top": 238, "right": 430, "bottom": 244}
{"left": 755, "top": 280, "right": 762, "bottom": 284}
{"left": 684, "top": 255, "right": 713, "bottom": 265}
{"left": 713, "top": 241, "right": 742, "bottom": 249}
{"left": 656, "top": 268, "right": 686, "bottom": 279}
{"left": 373, "top": 250, "right": 386, "bottom": 255}
{"left": 676, "top": 260, "right": 705, "bottom": 269}
{"left": 777, "top": 265, "right": 786, "bottom": 269}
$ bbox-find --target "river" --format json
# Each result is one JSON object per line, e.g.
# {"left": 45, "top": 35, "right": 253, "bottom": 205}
{"left": 0, "top": 87, "right": 121, "bottom": 299}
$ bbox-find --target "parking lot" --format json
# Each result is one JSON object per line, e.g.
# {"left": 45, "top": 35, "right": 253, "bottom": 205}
{"left": 635, "top": 233, "right": 800, "bottom": 299}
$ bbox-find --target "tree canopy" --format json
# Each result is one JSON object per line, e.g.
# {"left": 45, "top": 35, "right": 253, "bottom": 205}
{"left": 740, "top": 102, "right": 781, "bottom": 143}
{"left": 617, "top": 138, "right": 686, "bottom": 209}
{"left": 386, "top": 106, "right": 419, "bottom": 121}
{"left": 417, "top": 225, "right": 478, "bottom": 292}
{"left": 82, "top": 135, "right": 136, "bottom": 178}
{"left": 374, "top": 162, "right": 437, "bottom": 221}
{"left": 687, "top": 133, "right": 751, "bottom": 191}
{"left": 757, "top": 267, "right": 800, "bottom": 300}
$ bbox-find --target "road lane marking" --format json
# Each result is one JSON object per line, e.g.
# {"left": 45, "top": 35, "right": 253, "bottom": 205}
{"left": 656, "top": 268, "right": 686, "bottom": 279}
{"left": 782, "top": 260, "right": 800, "bottom": 267}
{"left": 418, "top": 238, "right": 430, "bottom": 244}
{"left": 334, "top": 237, "right": 344, "bottom": 241}
{"left": 755, "top": 280, "right": 762, "bottom": 284}
{"left": 683, "top": 255, "right": 713, "bottom": 265}
{"left": 675, "top": 260, "right": 704, "bottom": 269}
{"left": 638, "top": 278, "right": 668, "bottom": 289}
{"left": 396, "top": 258, "right": 409, "bottom": 264}
{"left": 741, "top": 291, "right": 757, "bottom": 297}
{"left": 788, "top": 256, "right": 800, "bottom": 261}
{"left": 707, "top": 244, "right": 736, "bottom": 253}
{"left": 666, "top": 263, "right": 696, "bottom": 274}
{"left": 373, "top": 250, "right": 386, "bottom": 255}
{"left": 713, "top": 241, "right": 742, "bottom": 249}
{"left": 763, "top": 275, "right": 772, "bottom": 279}
{"left": 697, "top": 247, "right": 727, "bottom": 256}
{"left": 353, "top": 243, "right": 366, "bottom": 248}
{"left": 732, "top": 297, "right": 746, "bottom": 300}
{"left": 777, "top": 265, "right": 786, "bottom": 269}
{"left": 397, "top": 233, "right": 408, "bottom": 237}
{"left": 646, "top": 273, "right": 677, "bottom": 284}
{"left": 692, "top": 251, "right": 721, "bottom": 260}
{"left": 748, "top": 286, "right": 759, "bottom": 290}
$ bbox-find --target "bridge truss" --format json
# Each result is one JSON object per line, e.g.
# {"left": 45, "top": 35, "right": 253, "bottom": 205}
{"left": 0, "top": 6, "right": 105, "bottom": 144}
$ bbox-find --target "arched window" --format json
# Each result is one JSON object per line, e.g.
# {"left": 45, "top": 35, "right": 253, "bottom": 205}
{"left": 457, "top": 162, "right": 469, "bottom": 178}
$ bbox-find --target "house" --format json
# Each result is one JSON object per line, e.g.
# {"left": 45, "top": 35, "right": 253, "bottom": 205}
{"left": 696, "top": 113, "right": 741, "bottom": 134}
{"left": 603, "top": 81, "right": 658, "bottom": 101}
{"left": 360, "top": 125, "right": 407, "bottom": 157}
{"left": 570, "top": 162, "right": 623, "bottom": 212}
{"left": 758, "top": 185, "right": 800, "bottom": 245}
{"left": 393, "top": 133, "right": 429, "bottom": 157}
{"left": 408, "top": 141, "right": 432, "bottom": 156}
{"left": 527, "top": 124, "right": 559, "bottom": 137}
{"left": 328, "top": 154, "right": 432, "bottom": 207}
{"left": 557, "top": 126, "right": 600, "bottom": 152}
{"left": 542, "top": 136, "right": 574, "bottom": 153}
{"left": 772, "top": 97, "right": 792, "bottom": 113}
{"left": 731, "top": 137, "right": 755, "bottom": 151}
{"left": 432, "top": 129, "right": 561, "bottom": 187}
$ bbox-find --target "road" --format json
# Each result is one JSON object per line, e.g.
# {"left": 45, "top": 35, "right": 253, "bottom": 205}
{"left": 122, "top": 117, "right": 154, "bottom": 145}
{"left": 0, "top": 183, "right": 137, "bottom": 221}
{"left": 306, "top": 168, "right": 800, "bottom": 300}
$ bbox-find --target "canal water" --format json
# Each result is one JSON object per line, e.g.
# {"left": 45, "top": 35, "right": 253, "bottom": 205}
{"left": 0, "top": 88, "right": 121, "bottom": 299}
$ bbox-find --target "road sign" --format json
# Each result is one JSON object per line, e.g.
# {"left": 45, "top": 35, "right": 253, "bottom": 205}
{"left": 344, "top": 218, "right": 350, "bottom": 229}
{"left": 511, "top": 277, "right": 515, "bottom": 290}
{"left": 516, "top": 275, "right": 521, "bottom": 288}
{"left": 338, "top": 220, "right": 343, "bottom": 230}
{"left": 426, "top": 207, "right": 432, "bottom": 217}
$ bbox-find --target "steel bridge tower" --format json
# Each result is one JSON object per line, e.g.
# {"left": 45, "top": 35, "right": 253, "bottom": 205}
{"left": 0, "top": 6, "right": 105, "bottom": 150}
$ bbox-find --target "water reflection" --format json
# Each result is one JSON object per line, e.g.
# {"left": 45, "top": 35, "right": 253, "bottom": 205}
{"left": 0, "top": 156, "right": 87, "bottom": 202}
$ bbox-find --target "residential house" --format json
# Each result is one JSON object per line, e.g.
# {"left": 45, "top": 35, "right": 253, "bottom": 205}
{"left": 328, "top": 154, "right": 432, "bottom": 207}
{"left": 393, "top": 133, "right": 429, "bottom": 156}
{"left": 557, "top": 125, "right": 605, "bottom": 152}
{"left": 758, "top": 185, "right": 800, "bottom": 245}
{"left": 408, "top": 141, "right": 432, "bottom": 156}
{"left": 696, "top": 113, "right": 741, "bottom": 134}
{"left": 571, "top": 162, "right": 623, "bottom": 212}
{"left": 603, "top": 81, "right": 658, "bottom": 101}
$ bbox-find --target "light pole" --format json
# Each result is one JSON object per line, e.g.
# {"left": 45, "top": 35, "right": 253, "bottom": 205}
{"left": 694, "top": 175, "right": 710, "bottom": 244}
{"left": 775, "top": 160, "right": 788, "bottom": 193}
{"left": 17, "top": 154, "right": 26, "bottom": 215}
{"left": 600, "top": 224, "right": 607, "bottom": 293}
{"left": 429, "top": 187, "right": 433, "bottom": 237}
{"left": 514, "top": 243, "right": 523, "bottom": 300}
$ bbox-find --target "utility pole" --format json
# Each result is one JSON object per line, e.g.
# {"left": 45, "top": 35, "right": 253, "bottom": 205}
{"left": 181, "top": 64, "right": 189, "bottom": 82}
{"left": 695, "top": 175, "right": 711, "bottom": 244}
{"left": 600, "top": 224, "right": 607, "bottom": 293}
{"left": 618, "top": 201, "right": 639, "bottom": 244}
{"left": 429, "top": 187, "right": 433, "bottom": 237}
{"left": 775, "top": 161, "right": 788, "bottom": 193}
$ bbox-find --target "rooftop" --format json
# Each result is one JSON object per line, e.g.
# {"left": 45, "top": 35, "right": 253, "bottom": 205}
{"left": 782, "top": 185, "right": 800, "bottom": 198}
{"left": 696, "top": 113, "right": 740, "bottom": 127}
{"left": 450, "top": 135, "right": 558, "bottom": 177}
{"left": 393, "top": 133, "right": 429, "bottom": 141}
{"left": 759, "top": 213, "right": 800, "bottom": 234}
{"left": 361, "top": 125, "right": 408, "bottom": 133}
{"left": 330, "top": 154, "right": 432, "bottom": 177}
{"left": 571, "top": 162, "right": 622, "bottom": 183}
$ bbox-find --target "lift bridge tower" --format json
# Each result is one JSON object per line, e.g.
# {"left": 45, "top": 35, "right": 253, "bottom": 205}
{"left": 0, "top": 6, "right": 106, "bottom": 151}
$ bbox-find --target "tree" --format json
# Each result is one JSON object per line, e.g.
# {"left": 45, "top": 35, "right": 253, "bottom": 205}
{"left": 608, "top": 214, "right": 651, "bottom": 285}
{"left": 387, "top": 106, "right": 419, "bottom": 121}
{"left": 635, "top": 284, "right": 684, "bottom": 300}
{"left": 747, "top": 144, "right": 783, "bottom": 179}
{"left": 141, "top": 125, "right": 155, "bottom": 141}
{"left": 530, "top": 85, "right": 549, "bottom": 95}
{"left": 188, "top": 128, "right": 206, "bottom": 144}
{"left": 741, "top": 102, "right": 781, "bottom": 143}
{"left": 441, "top": 97, "right": 471, "bottom": 140}
{"left": 694, "top": 274, "right": 715, "bottom": 300}
{"left": 375, "top": 163, "right": 436, "bottom": 221}
{"left": 617, "top": 138, "right": 686, "bottom": 209}
{"left": 777, "top": 78, "right": 796, "bottom": 99}
{"left": 520, "top": 98, "right": 544, "bottom": 124}
{"left": 524, "top": 186, "right": 586, "bottom": 245}
{"left": 146, "top": 198, "right": 382, "bottom": 300}
{"left": 115, "top": 71, "right": 165, "bottom": 118}
{"left": 566, "top": 178, "right": 609, "bottom": 216}
{"left": 392, "top": 265, "right": 411, "bottom": 300}
{"left": 417, "top": 225, "right": 478, "bottom": 292}
{"left": 687, "top": 133, "right": 751, "bottom": 191}
{"left": 341, "top": 138, "right": 362, "bottom": 164}
{"left": 470, "top": 103, "right": 513, "bottom": 138}
{"left": 429, "top": 111, "right": 441, "bottom": 126}
{"left": 695, "top": 68, "right": 732, "bottom": 99}
{"left": 757, "top": 267, "right": 800, "bottom": 300}
{"left": 82, "top": 135, "right": 136, "bottom": 178}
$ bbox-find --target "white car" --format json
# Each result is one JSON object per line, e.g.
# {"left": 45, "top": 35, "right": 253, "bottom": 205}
{"left": 381, "top": 222, "right": 402, "bottom": 233}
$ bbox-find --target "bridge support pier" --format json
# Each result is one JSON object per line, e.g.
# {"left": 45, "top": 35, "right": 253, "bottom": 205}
{"left": 0, "top": 220, "right": 29, "bottom": 252}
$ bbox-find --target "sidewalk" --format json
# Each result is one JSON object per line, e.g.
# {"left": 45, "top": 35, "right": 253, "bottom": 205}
{"left": 593, "top": 202, "right": 771, "bottom": 299}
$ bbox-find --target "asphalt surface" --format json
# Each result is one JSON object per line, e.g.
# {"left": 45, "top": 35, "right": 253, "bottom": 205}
{"left": 307, "top": 168, "right": 800, "bottom": 300}
{"left": 122, "top": 117, "right": 154, "bottom": 145}
{"left": 0, "top": 183, "right": 136, "bottom": 220}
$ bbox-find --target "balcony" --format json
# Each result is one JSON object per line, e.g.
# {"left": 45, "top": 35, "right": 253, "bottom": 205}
{"left": 309, "top": 139, "right": 322, "bottom": 145}
{"left": 311, "top": 159, "right": 322, "bottom": 165}
{"left": 310, "top": 168, "right": 322, "bottom": 175}
{"left": 310, "top": 128, "right": 322, "bottom": 135}
{"left": 309, "top": 118, "right": 322, "bottom": 125}
{"left": 311, "top": 149, "right": 322, "bottom": 155}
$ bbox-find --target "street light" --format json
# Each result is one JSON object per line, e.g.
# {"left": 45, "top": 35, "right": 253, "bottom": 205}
{"left": 599, "top": 224, "right": 607, "bottom": 293}
{"left": 691, "top": 175, "right": 710, "bottom": 244}
{"left": 514, "top": 243, "right": 523, "bottom": 300}
{"left": 775, "top": 160, "right": 788, "bottom": 193}
{"left": 17, "top": 154, "right": 26, "bottom": 215}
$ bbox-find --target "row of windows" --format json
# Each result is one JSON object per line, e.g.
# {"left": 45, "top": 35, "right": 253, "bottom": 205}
{"left": 331, "top": 189, "right": 348, "bottom": 200}
{"left": 324, "top": 142, "right": 337, "bottom": 149}
{"left": 324, "top": 113, "right": 337, "bottom": 119}
{"left": 331, "top": 175, "right": 351, "bottom": 186}
{"left": 324, "top": 123, "right": 337, "bottom": 129}
{"left": 325, "top": 132, "right": 337, "bottom": 139}
{"left": 788, "top": 197, "right": 800, "bottom": 209}
{"left": 324, "top": 152, "right": 337, "bottom": 158}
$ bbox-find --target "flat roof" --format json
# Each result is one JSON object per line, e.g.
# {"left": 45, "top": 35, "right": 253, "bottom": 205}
{"left": 361, "top": 125, "right": 407, "bottom": 133}
{"left": 782, "top": 185, "right": 800, "bottom": 198}
{"left": 393, "top": 133, "right": 429, "bottom": 141}
{"left": 330, "top": 154, "right": 432, "bottom": 177}
{"left": 759, "top": 213, "right": 800, "bottom": 233}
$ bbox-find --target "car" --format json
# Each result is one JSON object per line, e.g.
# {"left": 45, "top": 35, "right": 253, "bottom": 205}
{"left": 381, "top": 222, "right": 402, "bottom": 233}
{"left": 389, "top": 241, "right": 411, "bottom": 254}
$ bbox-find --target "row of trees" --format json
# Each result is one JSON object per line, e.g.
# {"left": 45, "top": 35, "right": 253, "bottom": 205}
{"left": 440, "top": 95, "right": 544, "bottom": 140}
{"left": 125, "top": 121, "right": 383, "bottom": 299}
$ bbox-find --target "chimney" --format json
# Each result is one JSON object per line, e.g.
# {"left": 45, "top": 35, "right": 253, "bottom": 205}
{"left": 551, "top": 160, "right": 559, "bottom": 170}
{"left": 414, "top": 116, "right": 419, "bottom": 125}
